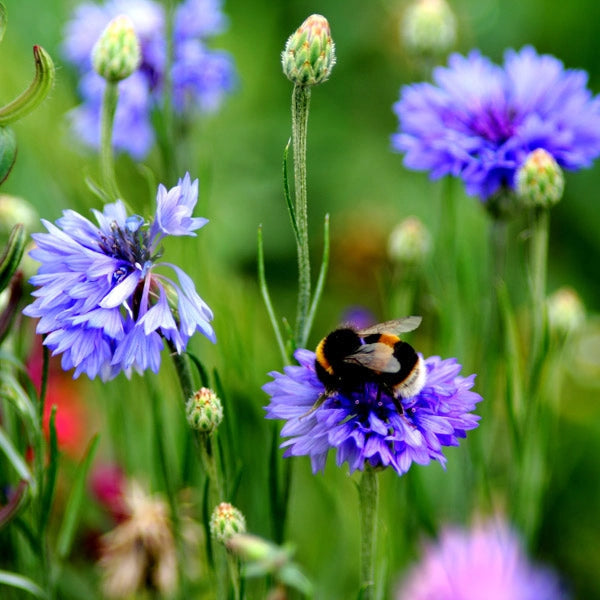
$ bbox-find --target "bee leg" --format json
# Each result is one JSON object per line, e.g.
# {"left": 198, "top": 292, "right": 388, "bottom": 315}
{"left": 383, "top": 384, "right": 403, "bottom": 415}
{"left": 299, "top": 392, "right": 329, "bottom": 419}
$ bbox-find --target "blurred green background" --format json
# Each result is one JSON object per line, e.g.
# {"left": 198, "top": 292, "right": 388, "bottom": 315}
{"left": 1, "top": 0, "right": 600, "bottom": 598}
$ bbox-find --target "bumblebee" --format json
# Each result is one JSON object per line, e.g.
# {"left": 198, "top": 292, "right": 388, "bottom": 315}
{"left": 311, "top": 316, "right": 425, "bottom": 415}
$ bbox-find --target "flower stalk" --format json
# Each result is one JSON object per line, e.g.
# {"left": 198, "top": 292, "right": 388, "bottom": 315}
{"left": 291, "top": 83, "right": 312, "bottom": 348}
{"left": 99, "top": 81, "right": 122, "bottom": 200}
{"left": 358, "top": 467, "right": 379, "bottom": 600}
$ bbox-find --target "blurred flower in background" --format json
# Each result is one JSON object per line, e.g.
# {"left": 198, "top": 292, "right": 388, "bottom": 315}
{"left": 395, "top": 517, "right": 569, "bottom": 599}
{"left": 264, "top": 350, "right": 481, "bottom": 475}
{"left": 393, "top": 46, "right": 600, "bottom": 201}
{"left": 99, "top": 481, "right": 177, "bottom": 598}
{"left": 23, "top": 173, "right": 215, "bottom": 381}
{"left": 62, "top": 0, "right": 236, "bottom": 158}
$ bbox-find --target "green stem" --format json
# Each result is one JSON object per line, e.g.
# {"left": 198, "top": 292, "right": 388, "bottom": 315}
{"left": 198, "top": 433, "right": 224, "bottom": 504}
{"left": 291, "top": 83, "right": 312, "bottom": 348}
{"left": 100, "top": 81, "right": 121, "bottom": 200}
{"left": 170, "top": 349, "right": 195, "bottom": 401}
{"left": 529, "top": 207, "right": 549, "bottom": 381}
{"left": 161, "top": 0, "right": 177, "bottom": 182}
{"left": 358, "top": 468, "right": 379, "bottom": 600}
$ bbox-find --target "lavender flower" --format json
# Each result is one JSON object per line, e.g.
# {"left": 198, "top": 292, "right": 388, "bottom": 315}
{"left": 393, "top": 46, "right": 600, "bottom": 200}
{"left": 396, "top": 518, "right": 568, "bottom": 599}
{"left": 263, "top": 349, "right": 481, "bottom": 475}
{"left": 23, "top": 173, "right": 215, "bottom": 381}
{"left": 63, "top": 0, "right": 236, "bottom": 158}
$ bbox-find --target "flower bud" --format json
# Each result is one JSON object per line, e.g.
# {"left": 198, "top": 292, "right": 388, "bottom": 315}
{"left": 0, "top": 127, "right": 16, "bottom": 186}
{"left": 402, "top": 0, "right": 457, "bottom": 56}
{"left": 226, "top": 533, "right": 278, "bottom": 563}
{"left": 547, "top": 287, "right": 585, "bottom": 335}
{"left": 388, "top": 216, "right": 432, "bottom": 264}
{"left": 0, "top": 194, "right": 38, "bottom": 234}
{"left": 185, "top": 387, "right": 223, "bottom": 433}
{"left": 210, "top": 502, "right": 246, "bottom": 543}
{"left": 92, "top": 15, "right": 141, "bottom": 83}
{"left": 515, "top": 148, "right": 564, "bottom": 209}
{"left": 282, "top": 14, "right": 336, "bottom": 86}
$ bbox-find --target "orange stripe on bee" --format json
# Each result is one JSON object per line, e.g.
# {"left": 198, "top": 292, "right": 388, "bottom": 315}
{"left": 377, "top": 333, "right": 400, "bottom": 347}
{"left": 315, "top": 338, "right": 334, "bottom": 374}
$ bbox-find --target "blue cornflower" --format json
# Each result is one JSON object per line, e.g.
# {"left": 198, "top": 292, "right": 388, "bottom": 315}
{"left": 63, "top": 0, "right": 236, "bottom": 158}
{"left": 395, "top": 517, "right": 569, "bottom": 600}
{"left": 393, "top": 46, "right": 600, "bottom": 200}
{"left": 263, "top": 349, "right": 481, "bottom": 475}
{"left": 23, "top": 173, "right": 215, "bottom": 381}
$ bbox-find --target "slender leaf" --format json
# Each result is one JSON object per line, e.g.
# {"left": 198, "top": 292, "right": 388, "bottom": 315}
{"left": 282, "top": 139, "right": 299, "bottom": 243}
{"left": 56, "top": 434, "right": 99, "bottom": 559}
{"left": 304, "top": 213, "right": 330, "bottom": 344}
{"left": 40, "top": 406, "right": 59, "bottom": 535}
{"left": 0, "top": 426, "right": 34, "bottom": 488}
{"left": 186, "top": 351, "right": 210, "bottom": 388}
{"left": 0, "top": 571, "right": 46, "bottom": 598}
{"left": 0, "top": 371, "right": 38, "bottom": 430}
{"left": 257, "top": 225, "right": 287, "bottom": 364}
{"left": 0, "top": 479, "right": 28, "bottom": 528}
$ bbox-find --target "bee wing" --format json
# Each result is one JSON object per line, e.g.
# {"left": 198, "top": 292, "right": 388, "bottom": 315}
{"left": 343, "top": 343, "right": 400, "bottom": 373}
{"left": 358, "top": 316, "right": 422, "bottom": 336}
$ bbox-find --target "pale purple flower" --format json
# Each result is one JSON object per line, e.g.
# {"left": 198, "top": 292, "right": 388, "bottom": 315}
{"left": 24, "top": 173, "right": 214, "bottom": 381}
{"left": 393, "top": 46, "right": 600, "bottom": 200}
{"left": 396, "top": 518, "right": 569, "bottom": 599}
{"left": 63, "top": 0, "right": 236, "bottom": 157}
{"left": 263, "top": 349, "right": 482, "bottom": 475}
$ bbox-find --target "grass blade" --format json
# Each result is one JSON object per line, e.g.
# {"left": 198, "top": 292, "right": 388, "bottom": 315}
{"left": 0, "top": 571, "right": 47, "bottom": 598}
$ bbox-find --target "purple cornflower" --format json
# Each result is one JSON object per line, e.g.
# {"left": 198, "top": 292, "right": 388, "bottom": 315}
{"left": 393, "top": 46, "right": 600, "bottom": 200}
{"left": 63, "top": 0, "right": 236, "bottom": 158}
{"left": 396, "top": 518, "right": 569, "bottom": 600}
{"left": 23, "top": 173, "right": 215, "bottom": 381}
{"left": 263, "top": 350, "right": 481, "bottom": 475}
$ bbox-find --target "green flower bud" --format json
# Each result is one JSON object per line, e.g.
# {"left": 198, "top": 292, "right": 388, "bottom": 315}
{"left": 0, "top": 194, "right": 39, "bottom": 234}
{"left": 388, "top": 216, "right": 432, "bottom": 264}
{"left": 185, "top": 387, "right": 223, "bottom": 434}
{"left": 0, "top": 224, "right": 25, "bottom": 293}
{"left": 547, "top": 287, "right": 585, "bottom": 335}
{"left": 282, "top": 14, "right": 336, "bottom": 86}
{"left": 516, "top": 148, "right": 564, "bottom": 209}
{"left": 210, "top": 502, "right": 246, "bottom": 544}
{"left": 402, "top": 0, "right": 457, "bottom": 56}
{"left": 92, "top": 15, "right": 141, "bottom": 82}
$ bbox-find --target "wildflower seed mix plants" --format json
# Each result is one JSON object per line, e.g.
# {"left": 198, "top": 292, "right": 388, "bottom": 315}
{"left": 1, "top": 0, "right": 599, "bottom": 598}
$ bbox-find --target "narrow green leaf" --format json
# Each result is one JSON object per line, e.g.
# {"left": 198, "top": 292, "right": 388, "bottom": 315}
{"left": 39, "top": 406, "right": 59, "bottom": 535}
{"left": 304, "top": 213, "right": 330, "bottom": 344}
{"left": 0, "top": 479, "right": 28, "bottom": 528}
{"left": 0, "top": 126, "right": 16, "bottom": 186}
{"left": 0, "top": 371, "right": 38, "bottom": 433}
{"left": 83, "top": 174, "right": 111, "bottom": 204}
{"left": 0, "top": 571, "right": 46, "bottom": 598}
{"left": 282, "top": 139, "right": 299, "bottom": 243}
{"left": 0, "top": 223, "right": 25, "bottom": 291}
{"left": 0, "top": 426, "right": 34, "bottom": 488}
{"left": 0, "top": 3, "right": 7, "bottom": 44}
{"left": 257, "top": 225, "right": 287, "bottom": 364}
{"left": 185, "top": 352, "right": 210, "bottom": 388}
{"left": 56, "top": 434, "right": 99, "bottom": 559}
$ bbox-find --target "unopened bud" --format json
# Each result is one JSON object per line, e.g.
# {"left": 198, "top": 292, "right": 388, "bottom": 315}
{"left": 185, "top": 387, "right": 223, "bottom": 433}
{"left": 388, "top": 216, "right": 432, "bottom": 264}
{"left": 0, "top": 194, "right": 38, "bottom": 234}
{"left": 210, "top": 502, "right": 246, "bottom": 543}
{"left": 402, "top": 0, "right": 457, "bottom": 56}
{"left": 548, "top": 287, "right": 585, "bottom": 335}
{"left": 282, "top": 14, "right": 336, "bottom": 86}
{"left": 92, "top": 15, "right": 141, "bottom": 82}
{"left": 516, "top": 148, "right": 564, "bottom": 209}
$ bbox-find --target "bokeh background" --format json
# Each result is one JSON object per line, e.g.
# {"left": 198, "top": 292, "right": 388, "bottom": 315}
{"left": 1, "top": 0, "right": 600, "bottom": 598}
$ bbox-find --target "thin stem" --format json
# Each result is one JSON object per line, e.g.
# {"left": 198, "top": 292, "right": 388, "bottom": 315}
{"left": 170, "top": 347, "right": 195, "bottom": 401}
{"left": 358, "top": 467, "right": 379, "bottom": 600}
{"left": 291, "top": 83, "right": 312, "bottom": 348}
{"left": 100, "top": 81, "right": 121, "bottom": 200}
{"left": 161, "top": 0, "right": 177, "bottom": 182}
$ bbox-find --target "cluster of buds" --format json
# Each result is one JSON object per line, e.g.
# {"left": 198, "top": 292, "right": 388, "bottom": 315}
{"left": 282, "top": 14, "right": 336, "bottom": 86}
{"left": 547, "top": 287, "right": 585, "bottom": 335}
{"left": 185, "top": 387, "right": 223, "bottom": 434}
{"left": 92, "top": 15, "right": 141, "bottom": 83}
{"left": 515, "top": 148, "right": 565, "bottom": 209}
